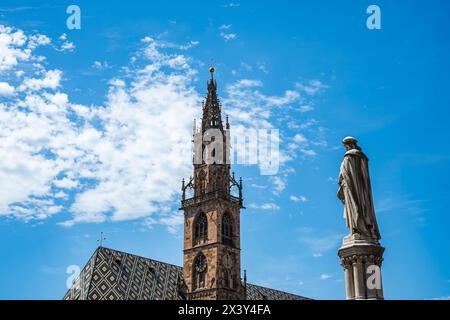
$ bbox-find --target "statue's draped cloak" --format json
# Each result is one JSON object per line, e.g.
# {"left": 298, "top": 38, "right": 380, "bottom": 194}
{"left": 338, "top": 149, "right": 380, "bottom": 240}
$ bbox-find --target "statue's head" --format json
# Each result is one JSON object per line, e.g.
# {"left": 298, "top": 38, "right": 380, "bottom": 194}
{"left": 342, "top": 136, "right": 359, "bottom": 151}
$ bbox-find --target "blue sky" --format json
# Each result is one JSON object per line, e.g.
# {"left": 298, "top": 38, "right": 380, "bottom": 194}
{"left": 0, "top": 0, "right": 449, "bottom": 300}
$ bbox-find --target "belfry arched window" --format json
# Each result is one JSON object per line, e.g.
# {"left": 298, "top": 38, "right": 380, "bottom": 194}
{"left": 194, "top": 212, "right": 208, "bottom": 244}
{"left": 193, "top": 253, "right": 207, "bottom": 290}
{"left": 222, "top": 212, "right": 233, "bottom": 246}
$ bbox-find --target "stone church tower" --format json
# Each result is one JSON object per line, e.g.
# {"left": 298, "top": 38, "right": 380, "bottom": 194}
{"left": 180, "top": 68, "right": 245, "bottom": 300}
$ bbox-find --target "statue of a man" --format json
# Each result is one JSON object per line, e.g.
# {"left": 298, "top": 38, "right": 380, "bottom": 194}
{"left": 337, "top": 137, "right": 380, "bottom": 241}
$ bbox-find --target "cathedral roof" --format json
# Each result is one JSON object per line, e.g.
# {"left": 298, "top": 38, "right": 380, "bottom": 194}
{"left": 64, "top": 246, "right": 310, "bottom": 300}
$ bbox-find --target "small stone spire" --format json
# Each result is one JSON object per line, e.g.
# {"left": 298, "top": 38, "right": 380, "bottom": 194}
{"left": 201, "top": 67, "right": 223, "bottom": 134}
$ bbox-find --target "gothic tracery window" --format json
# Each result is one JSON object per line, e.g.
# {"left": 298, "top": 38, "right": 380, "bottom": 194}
{"left": 193, "top": 253, "right": 207, "bottom": 290}
{"left": 194, "top": 212, "right": 208, "bottom": 244}
{"left": 222, "top": 212, "right": 233, "bottom": 246}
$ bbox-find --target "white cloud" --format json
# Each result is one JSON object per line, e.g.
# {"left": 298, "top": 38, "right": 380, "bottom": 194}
{"left": 54, "top": 191, "right": 68, "bottom": 199}
{"left": 144, "top": 211, "right": 184, "bottom": 235}
{"left": 240, "top": 62, "right": 252, "bottom": 71}
{"left": 0, "top": 25, "right": 50, "bottom": 79}
{"left": 257, "top": 62, "right": 269, "bottom": 74}
{"left": 0, "top": 25, "right": 329, "bottom": 231}
{"left": 56, "top": 33, "right": 75, "bottom": 52}
{"left": 320, "top": 274, "right": 331, "bottom": 280}
{"left": 219, "top": 24, "right": 237, "bottom": 41}
{"left": 290, "top": 195, "right": 307, "bottom": 203}
{"left": 293, "top": 133, "right": 308, "bottom": 144}
{"left": 60, "top": 41, "right": 75, "bottom": 52}
{"left": 271, "top": 176, "right": 286, "bottom": 194}
{"left": 0, "top": 82, "right": 15, "bottom": 95}
{"left": 295, "top": 80, "right": 328, "bottom": 96}
{"left": 221, "top": 33, "right": 237, "bottom": 41}
{"left": 18, "top": 69, "right": 62, "bottom": 91}
{"left": 299, "top": 104, "right": 314, "bottom": 113}
{"left": 220, "top": 77, "right": 325, "bottom": 191}
{"left": 251, "top": 183, "right": 267, "bottom": 189}
{"left": 0, "top": 28, "right": 200, "bottom": 225}
{"left": 53, "top": 177, "right": 78, "bottom": 189}
{"left": 300, "top": 148, "right": 317, "bottom": 156}
{"left": 312, "top": 253, "right": 323, "bottom": 258}
{"left": 219, "top": 24, "right": 232, "bottom": 30}
{"left": 249, "top": 203, "right": 280, "bottom": 210}
{"left": 92, "top": 60, "right": 109, "bottom": 70}
{"left": 0, "top": 25, "right": 29, "bottom": 73}
{"left": 27, "top": 34, "right": 51, "bottom": 49}
{"left": 223, "top": 3, "right": 240, "bottom": 8}
{"left": 299, "top": 230, "right": 343, "bottom": 255}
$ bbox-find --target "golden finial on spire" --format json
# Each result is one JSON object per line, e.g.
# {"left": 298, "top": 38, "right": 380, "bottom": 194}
{"left": 209, "top": 66, "right": 215, "bottom": 77}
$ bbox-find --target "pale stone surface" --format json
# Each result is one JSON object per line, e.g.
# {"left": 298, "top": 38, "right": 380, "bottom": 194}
{"left": 337, "top": 138, "right": 385, "bottom": 300}
{"left": 337, "top": 137, "right": 381, "bottom": 241}
{"left": 338, "top": 239, "right": 385, "bottom": 300}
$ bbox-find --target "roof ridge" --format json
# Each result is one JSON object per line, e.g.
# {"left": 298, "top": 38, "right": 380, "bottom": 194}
{"left": 247, "top": 283, "right": 310, "bottom": 300}
{"left": 99, "top": 246, "right": 183, "bottom": 270}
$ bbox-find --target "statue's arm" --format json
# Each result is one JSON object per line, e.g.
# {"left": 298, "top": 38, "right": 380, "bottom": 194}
{"left": 337, "top": 184, "right": 345, "bottom": 204}
{"left": 337, "top": 160, "right": 346, "bottom": 204}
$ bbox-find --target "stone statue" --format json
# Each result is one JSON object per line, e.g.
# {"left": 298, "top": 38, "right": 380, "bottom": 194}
{"left": 337, "top": 137, "right": 380, "bottom": 241}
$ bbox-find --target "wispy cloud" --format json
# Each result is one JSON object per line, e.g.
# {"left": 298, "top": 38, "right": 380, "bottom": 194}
{"left": 290, "top": 195, "right": 308, "bottom": 203}
{"left": 270, "top": 176, "right": 286, "bottom": 195}
{"left": 223, "top": 3, "right": 241, "bottom": 8}
{"left": 251, "top": 183, "right": 267, "bottom": 189}
{"left": 376, "top": 195, "right": 428, "bottom": 215}
{"left": 55, "top": 33, "right": 75, "bottom": 52}
{"left": 219, "top": 24, "right": 237, "bottom": 41}
{"left": 295, "top": 80, "right": 328, "bottom": 96}
{"left": 257, "top": 62, "right": 269, "bottom": 74}
{"left": 298, "top": 228, "right": 343, "bottom": 255}
{"left": 312, "top": 253, "right": 323, "bottom": 258}
{"left": 143, "top": 211, "right": 184, "bottom": 235}
{"left": 221, "top": 33, "right": 237, "bottom": 41}
{"left": 0, "top": 5, "right": 52, "bottom": 13}
{"left": 92, "top": 60, "right": 109, "bottom": 70}
{"left": 320, "top": 274, "right": 332, "bottom": 280}
{"left": 249, "top": 203, "right": 280, "bottom": 211}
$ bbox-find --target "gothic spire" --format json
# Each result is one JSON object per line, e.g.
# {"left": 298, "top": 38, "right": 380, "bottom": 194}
{"left": 201, "top": 67, "right": 223, "bottom": 133}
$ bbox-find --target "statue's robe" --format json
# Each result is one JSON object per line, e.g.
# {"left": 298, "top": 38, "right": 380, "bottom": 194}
{"left": 338, "top": 148, "right": 381, "bottom": 240}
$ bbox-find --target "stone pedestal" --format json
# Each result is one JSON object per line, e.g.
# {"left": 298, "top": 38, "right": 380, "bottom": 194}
{"left": 338, "top": 234, "right": 385, "bottom": 300}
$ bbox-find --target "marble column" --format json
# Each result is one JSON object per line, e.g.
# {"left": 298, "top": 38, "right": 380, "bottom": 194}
{"left": 342, "top": 258, "right": 355, "bottom": 300}
{"left": 353, "top": 257, "right": 365, "bottom": 300}
{"left": 338, "top": 235, "right": 385, "bottom": 300}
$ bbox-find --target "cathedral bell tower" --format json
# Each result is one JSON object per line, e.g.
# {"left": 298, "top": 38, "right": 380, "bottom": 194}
{"left": 181, "top": 67, "right": 245, "bottom": 300}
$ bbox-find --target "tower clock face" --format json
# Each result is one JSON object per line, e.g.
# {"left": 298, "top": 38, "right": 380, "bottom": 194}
{"left": 195, "top": 255, "right": 207, "bottom": 272}
{"left": 223, "top": 253, "right": 233, "bottom": 269}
